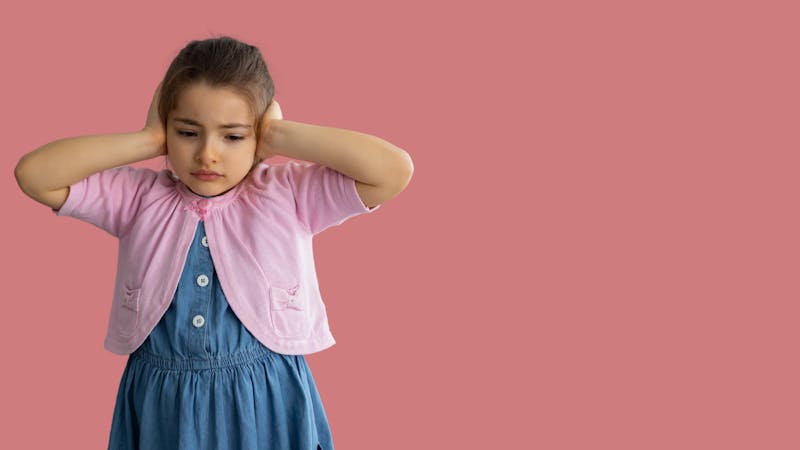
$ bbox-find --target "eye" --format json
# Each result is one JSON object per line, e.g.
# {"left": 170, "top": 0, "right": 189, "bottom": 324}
{"left": 177, "top": 130, "right": 244, "bottom": 141}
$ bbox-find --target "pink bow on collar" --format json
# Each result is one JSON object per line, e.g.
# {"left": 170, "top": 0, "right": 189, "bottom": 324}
{"left": 184, "top": 199, "right": 210, "bottom": 221}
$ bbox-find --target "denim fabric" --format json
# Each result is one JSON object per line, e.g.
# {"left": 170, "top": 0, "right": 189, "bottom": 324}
{"left": 107, "top": 219, "right": 333, "bottom": 450}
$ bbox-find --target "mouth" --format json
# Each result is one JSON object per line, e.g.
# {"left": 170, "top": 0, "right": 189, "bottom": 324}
{"left": 192, "top": 171, "right": 222, "bottom": 181}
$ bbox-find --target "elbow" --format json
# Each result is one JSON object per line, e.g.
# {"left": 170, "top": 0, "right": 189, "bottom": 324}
{"left": 14, "top": 157, "right": 32, "bottom": 194}
{"left": 15, "top": 154, "right": 45, "bottom": 198}
{"left": 395, "top": 150, "right": 414, "bottom": 192}
{"left": 372, "top": 143, "right": 413, "bottom": 194}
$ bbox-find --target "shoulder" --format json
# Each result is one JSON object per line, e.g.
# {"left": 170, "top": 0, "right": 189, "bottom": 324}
{"left": 250, "top": 160, "right": 308, "bottom": 177}
{"left": 115, "top": 166, "right": 178, "bottom": 207}
{"left": 103, "top": 164, "right": 162, "bottom": 185}
{"left": 248, "top": 160, "right": 311, "bottom": 191}
{"left": 125, "top": 166, "right": 170, "bottom": 195}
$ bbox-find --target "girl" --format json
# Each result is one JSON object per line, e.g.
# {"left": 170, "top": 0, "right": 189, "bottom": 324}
{"left": 14, "top": 35, "right": 413, "bottom": 450}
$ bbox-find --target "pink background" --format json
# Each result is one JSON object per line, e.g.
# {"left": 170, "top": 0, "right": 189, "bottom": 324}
{"left": 3, "top": 0, "right": 799, "bottom": 448}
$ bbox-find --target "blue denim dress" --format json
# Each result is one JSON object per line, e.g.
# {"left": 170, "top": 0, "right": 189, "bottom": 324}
{"left": 107, "top": 213, "right": 334, "bottom": 450}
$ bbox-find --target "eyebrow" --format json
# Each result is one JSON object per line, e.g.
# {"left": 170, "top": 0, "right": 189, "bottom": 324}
{"left": 172, "top": 117, "right": 252, "bottom": 129}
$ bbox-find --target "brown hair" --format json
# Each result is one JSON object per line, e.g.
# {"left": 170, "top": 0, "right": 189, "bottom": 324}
{"left": 157, "top": 34, "right": 275, "bottom": 170}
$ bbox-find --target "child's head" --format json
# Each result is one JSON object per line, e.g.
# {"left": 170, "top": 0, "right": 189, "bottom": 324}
{"left": 157, "top": 35, "right": 275, "bottom": 197}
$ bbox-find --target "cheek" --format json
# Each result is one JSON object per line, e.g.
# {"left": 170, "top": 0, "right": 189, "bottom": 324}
{"left": 166, "top": 142, "right": 190, "bottom": 160}
{"left": 165, "top": 151, "right": 187, "bottom": 171}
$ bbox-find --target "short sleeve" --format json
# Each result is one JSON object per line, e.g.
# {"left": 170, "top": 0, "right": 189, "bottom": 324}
{"left": 284, "top": 161, "right": 381, "bottom": 235}
{"left": 52, "top": 165, "right": 156, "bottom": 238}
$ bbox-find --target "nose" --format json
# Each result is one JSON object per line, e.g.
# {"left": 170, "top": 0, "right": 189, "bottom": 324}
{"left": 196, "top": 138, "right": 218, "bottom": 164}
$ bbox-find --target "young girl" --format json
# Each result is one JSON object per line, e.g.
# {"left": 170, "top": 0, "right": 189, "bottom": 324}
{"left": 14, "top": 35, "right": 413, "bottom": 450}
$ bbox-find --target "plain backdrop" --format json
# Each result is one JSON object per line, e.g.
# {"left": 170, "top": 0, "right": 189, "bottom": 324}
{"left": 2, "top": 0, "right": 799, "bottom": 449}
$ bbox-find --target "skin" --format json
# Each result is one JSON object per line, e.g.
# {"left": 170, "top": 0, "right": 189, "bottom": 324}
{"left": 144, "top": 81, "right": 282, "bottom": 197}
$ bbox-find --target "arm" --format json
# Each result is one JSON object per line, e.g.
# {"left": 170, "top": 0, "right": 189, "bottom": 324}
{"left": 15, "top": 82, "right": 166, "bottom": 211}
{"left": 259, "top": 119, "right": 413, "bottom": 208}
{"left": 14, "top": 130, "right": 165, "bottom": 211}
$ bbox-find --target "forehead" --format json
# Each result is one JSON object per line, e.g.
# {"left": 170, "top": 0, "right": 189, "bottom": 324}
{"left": 171, "top": 82, "right": 253, "bottom": 125}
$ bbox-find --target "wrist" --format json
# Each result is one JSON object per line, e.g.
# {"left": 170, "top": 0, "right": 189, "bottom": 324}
{"left": 140, "top": 127, "right": 166, "bottom": 157}
{"left": 258, "top": 119, "right": 282, "bottom": 159}
{"left": 260, "top": 119, "right": 277, "bottom": 146}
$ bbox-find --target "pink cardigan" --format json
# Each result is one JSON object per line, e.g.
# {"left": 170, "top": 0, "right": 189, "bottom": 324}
{"left": 53, "top": 161, "right": 380, "bottom": 355}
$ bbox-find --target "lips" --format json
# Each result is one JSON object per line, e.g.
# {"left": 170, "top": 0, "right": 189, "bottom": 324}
{"left": 193, "top": 171, "right": 221, "bottom": 182}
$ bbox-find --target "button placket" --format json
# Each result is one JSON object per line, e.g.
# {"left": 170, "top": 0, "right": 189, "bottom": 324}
{"left": 186, "top": 221, "right": 215, "bottom": 357}
{"left": 191, "top": 274, "right": 209, "bottom": 330}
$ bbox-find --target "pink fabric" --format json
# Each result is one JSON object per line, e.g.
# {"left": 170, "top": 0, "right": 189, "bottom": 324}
{"left": 53, "top": 161, "right": 380, "bottom": 355}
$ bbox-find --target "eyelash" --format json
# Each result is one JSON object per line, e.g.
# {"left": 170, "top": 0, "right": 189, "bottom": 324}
{"left": 177, "top": 130, "right": 245, "bottom": 141}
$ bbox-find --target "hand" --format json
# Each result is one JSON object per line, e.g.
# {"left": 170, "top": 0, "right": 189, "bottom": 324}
{"left": 143, "top": 81, "right": 167, "bottom": 156}
{"left": 255, "top": 99, "right": 283, "bottom": 160}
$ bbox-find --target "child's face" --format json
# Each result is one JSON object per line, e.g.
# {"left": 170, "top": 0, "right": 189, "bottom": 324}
{"left": 166, "top": 82, "right": 258, "bottom": 197}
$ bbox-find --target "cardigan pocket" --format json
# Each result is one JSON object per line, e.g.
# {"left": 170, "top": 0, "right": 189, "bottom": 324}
{"left": 268, "top": 282, "right": 311, "bottom": 338}
{"left": 117, "top": 285, "right": 141, "bottom": 338}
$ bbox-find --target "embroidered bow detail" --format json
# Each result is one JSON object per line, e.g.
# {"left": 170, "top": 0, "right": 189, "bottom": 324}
{"left": 270, "top": 284, "right": 303, "bottom": 310}
{"left": 184, "top": 199, "right": 209, "bottom": 221}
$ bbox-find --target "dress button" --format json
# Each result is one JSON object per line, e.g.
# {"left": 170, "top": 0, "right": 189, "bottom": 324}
{"left": 201, "top": 236, "right": 209, "bottom": 247}
{"left": 196, "top": 274, "right": 209, "bottom": 287}
{"left": 192, "top": 314, "right": 205, "bottom": 328}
